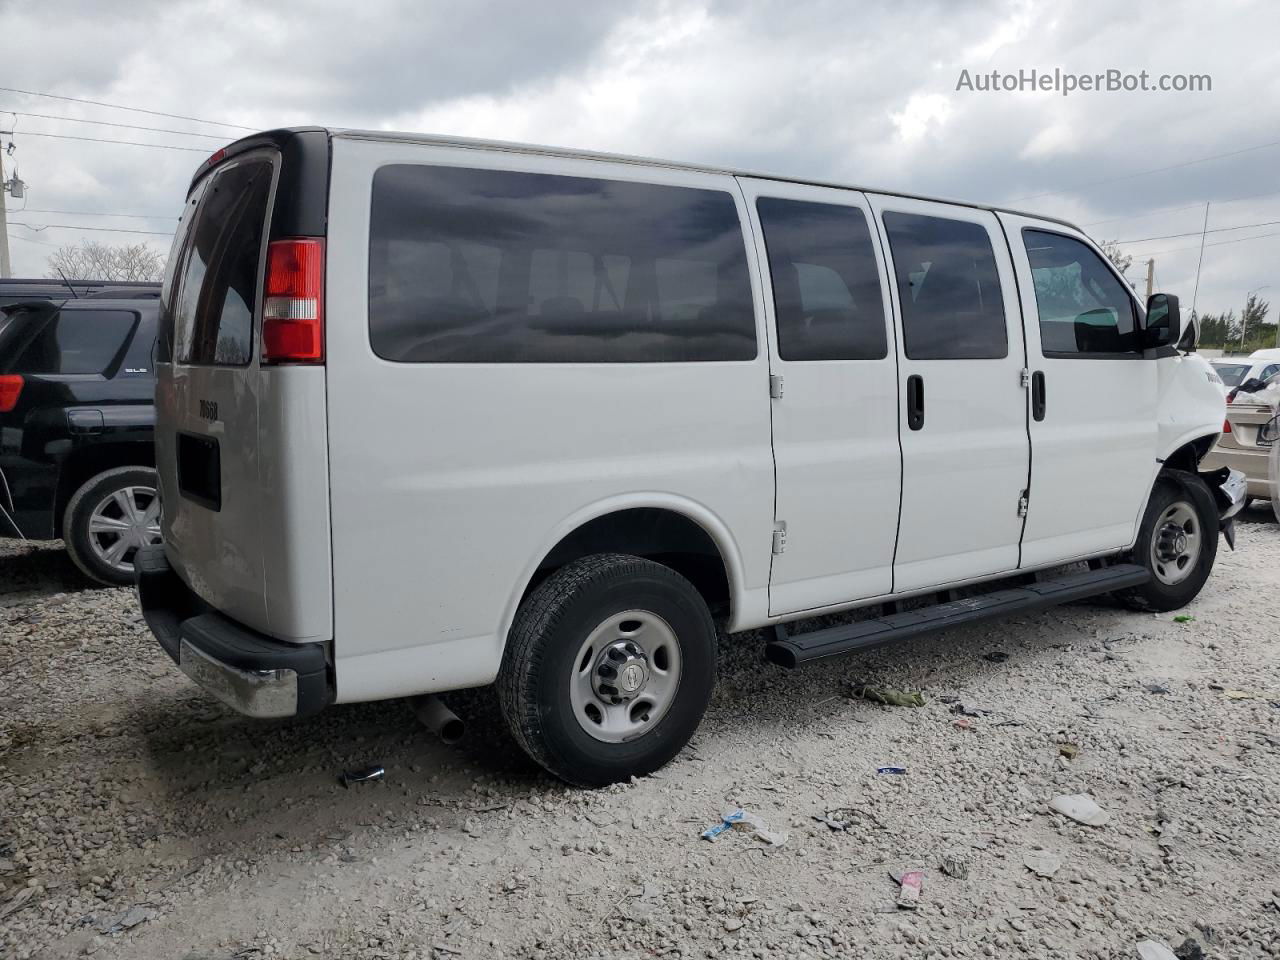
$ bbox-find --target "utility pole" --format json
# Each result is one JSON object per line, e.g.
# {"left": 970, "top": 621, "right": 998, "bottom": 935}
{"left": 0, "top": 134, "right": 11, "bottom": 279}
{"left": 1144, "top": 258, "right": 1154, "bottom": 299}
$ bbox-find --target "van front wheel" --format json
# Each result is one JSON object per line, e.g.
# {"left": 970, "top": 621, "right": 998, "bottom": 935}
{"left": 1120, "top": 471, "right": 1218, "bottom": 612}
{"left": 497, "top": 554, "right": 716, "bottom": 787}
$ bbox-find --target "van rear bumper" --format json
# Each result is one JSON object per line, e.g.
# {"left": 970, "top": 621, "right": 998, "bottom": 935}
{"left": 136, "top": 546, "right": 332, "bottom": 718}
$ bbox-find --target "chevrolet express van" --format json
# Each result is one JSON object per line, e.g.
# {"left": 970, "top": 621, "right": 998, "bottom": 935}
{"left": 138, "top": 128, "right": 1244, "bottom": 786}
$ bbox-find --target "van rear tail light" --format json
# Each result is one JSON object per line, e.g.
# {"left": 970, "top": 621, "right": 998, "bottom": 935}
{"left": 0, "top": 375, "right": 22, "bottom": 413}
{"left": 1223, "top": 418, "right": 1232, "bottom": 434}
{"left": 262, "top": 238, "right": 324, "bottom": 364}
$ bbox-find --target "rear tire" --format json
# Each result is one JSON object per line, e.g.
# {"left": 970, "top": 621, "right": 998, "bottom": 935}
{"left": 497, "top": 554, "right": 716, "bottom": 787}
{"left": 1120, "top": 471, "right": 1218, "bottom": 612}
{"left": 63, "top": 466, "right": 162, "bottom": 587}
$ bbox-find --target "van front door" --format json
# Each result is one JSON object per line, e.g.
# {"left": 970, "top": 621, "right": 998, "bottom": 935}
{"left": 738, "top": 179, "right": 901, "bottom": 616}
{"left": 869, "top": 196, "right": 1031, "bottom": 592}
{"left": 999, "top": 215, "right": 1156, "bottom": 565}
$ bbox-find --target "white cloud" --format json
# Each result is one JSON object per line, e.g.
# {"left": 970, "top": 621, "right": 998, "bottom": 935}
{"left": 890, "top": 93, "right": 953, "bottom": 144}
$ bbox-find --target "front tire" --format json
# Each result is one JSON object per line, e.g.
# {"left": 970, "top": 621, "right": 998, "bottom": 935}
{"left": 497, "top": 554, "right": 716, "bottom": 787}
{"left": 1121, "top": 470, "right": 1218, "bottom": 612}
{"left": 63, "top": 466, "right": 162, "bottom": 587}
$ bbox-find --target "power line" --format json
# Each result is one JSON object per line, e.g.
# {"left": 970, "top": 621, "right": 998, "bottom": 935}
{"left": 1113, "top": 218, "right": 1280, "bottom": 245}
{"left": 9, "top": 221, "right": 173, "bottom": 236}
{"left": 1009, "top": 138, "right": 1280, "bottom": 204}
{"left": 0, "top": 86, "right": 254, "bottom": 132}
{"left": 2, "top": 109, "right": 227, "bottom": 141}
{"left": 15, "top": 208, "right": 175, "bottom": 220}
{"left": 7, "top": 232, "right": 62, "bottom": 248}
{"left": 9, "top": 131, "right": 207, "bottom": 152}
{"left": 1081, "top": 189, "right": 1280, "bottom": 227}
{"left": 1116, "top": 228, "right": 1280, "bottom": 259}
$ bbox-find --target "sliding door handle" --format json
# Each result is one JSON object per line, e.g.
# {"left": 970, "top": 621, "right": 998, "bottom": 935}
{"left": 906, "top": 374, "right": 925, "bottom": 431}
{"left": 1032, "top": 371, "right": 1046, "bottom": 422}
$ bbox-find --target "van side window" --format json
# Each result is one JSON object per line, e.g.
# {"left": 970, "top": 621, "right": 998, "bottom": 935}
{"left": 368, "top": 165, "right": 756, "bottom": 363}
{"left": 882, "top": 213, "right": 1008, "bottom": 360}
{"left": 1023, "top": 229, "right": 1140, "bottom": 356}
{"left": 172, "top": 159, "right": 273, "bottom": 366}
{"left": 16, "top": 310, "right": 136, "bottom": 375}
{"left": 755, "top": 197, "right": 888, "bottom": 360}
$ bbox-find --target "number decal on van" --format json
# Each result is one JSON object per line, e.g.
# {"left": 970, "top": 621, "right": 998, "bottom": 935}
{"left": 198, "top": 399, "right": 219, "bottom": 422}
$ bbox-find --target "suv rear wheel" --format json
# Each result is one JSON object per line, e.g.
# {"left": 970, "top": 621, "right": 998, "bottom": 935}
{"left": 1120, "top": 470, "right": 1218, "bottom": 612}
{"left": 63, "top": 466, "right": 162, "bottom": 586}
{"left": 497, "top": 554, "right": 716, "bottom": 787}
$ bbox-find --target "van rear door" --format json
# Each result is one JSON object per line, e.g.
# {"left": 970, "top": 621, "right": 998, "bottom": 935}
{"left": 157, "top": 132, "right": 333, "bottom": 642}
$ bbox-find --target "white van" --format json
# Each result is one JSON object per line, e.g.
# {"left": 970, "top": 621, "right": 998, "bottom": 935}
{"left": 139, "top": 127, "right": 1245, "bottom": 786}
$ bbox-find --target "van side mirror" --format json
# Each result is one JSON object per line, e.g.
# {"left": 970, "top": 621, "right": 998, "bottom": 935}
{"left": 1145, "top": 293, "right": 1181, "bottom": 350}
{"left": 1259, "top": 413, "right": 1280, "bottom": 445}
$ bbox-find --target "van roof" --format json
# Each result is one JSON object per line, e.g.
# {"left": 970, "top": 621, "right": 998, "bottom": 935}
{"left": 1248, "top": 348, "right": 1280, "bottom": 359}
{"left": 198, "top": 126, "right": 1085, "bottom": 234}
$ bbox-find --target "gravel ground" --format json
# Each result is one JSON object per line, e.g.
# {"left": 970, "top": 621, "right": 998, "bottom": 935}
{"left": 2, "top": 510, "right": 1279, "bottom": 960}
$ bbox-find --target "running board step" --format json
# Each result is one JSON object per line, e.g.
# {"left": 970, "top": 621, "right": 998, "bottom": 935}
{"left": 765, "top": 563, "right": 1149, "bottom": 669}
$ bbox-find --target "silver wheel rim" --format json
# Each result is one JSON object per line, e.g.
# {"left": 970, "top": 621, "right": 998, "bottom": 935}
{"left": 568, "top": 610, "right": 683, "bottom": 743}
{"left": 1150, "top": 500, "right": 1201, "bottom": 586}
{"left": 87, "top": 485, "right": 162, "bottom": 575}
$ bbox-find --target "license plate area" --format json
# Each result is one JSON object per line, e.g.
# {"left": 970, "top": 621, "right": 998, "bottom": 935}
{"left": 177, "top": 432, "right": 221, "bottom": 511}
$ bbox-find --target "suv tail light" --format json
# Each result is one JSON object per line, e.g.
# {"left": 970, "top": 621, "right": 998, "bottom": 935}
{"left": 262, "top": 238, "right": 324, "bottom": 364}
{"left": 0, "top": 375, "right": 23, "bottom": 413}
{"left": 1223, "top": 418, "right": 1232, "bottom": 434}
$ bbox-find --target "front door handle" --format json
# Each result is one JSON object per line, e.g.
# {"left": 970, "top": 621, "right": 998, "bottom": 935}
{"left": 906, "top": 375, "right": 925, "bottom": 431}
{"left": 1031, "top": 371, "right": 1046, "bottom": 422}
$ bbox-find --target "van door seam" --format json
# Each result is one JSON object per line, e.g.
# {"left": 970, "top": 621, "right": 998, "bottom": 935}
{"left": 994, "top": 211, "right": 1034, "bottom": 569}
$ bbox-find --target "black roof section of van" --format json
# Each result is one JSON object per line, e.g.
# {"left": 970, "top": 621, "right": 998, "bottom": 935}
{"left": 195, "top": 126, "right": 1082, "bottom": 234}
{"left": 187, "top": 128, "right": 330, "bottom": 239}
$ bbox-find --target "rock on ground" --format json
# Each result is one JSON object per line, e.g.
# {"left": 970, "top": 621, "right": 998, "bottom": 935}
{"left": 2, "top": 508, "right": 1279, "bottom": 959}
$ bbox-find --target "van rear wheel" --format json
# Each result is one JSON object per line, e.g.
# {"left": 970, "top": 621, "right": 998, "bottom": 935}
{"left": 497, "top": 554, "right": 716, "bottom": 787}
{"left": 63, "top": 466, "right": 162, "bottom": 587}
{"left": 1120, "top": 471, "right": 1218, "bottom": 612}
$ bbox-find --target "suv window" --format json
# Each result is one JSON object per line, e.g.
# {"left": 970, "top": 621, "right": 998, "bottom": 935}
{"left": 1023, "top": 229, "right": 1139, "bottom": 356}
{"left": 368, "top": 165, "right": 756, "bottom": 363}
{"left": 755, "top": 197, "right": 887, "bottom": 361}
{"left": 172, "top": 159, "right": 273, "bottom": 366}
{"left": 882, "top": 212, "right": 1007, "bottom": 360}
{"left": 16, "top": 310, "right": 136, "bottom": 375}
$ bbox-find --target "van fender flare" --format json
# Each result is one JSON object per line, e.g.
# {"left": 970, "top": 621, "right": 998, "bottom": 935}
{"left": 496, "top": 493, "right": 752, "bottom": 651}
{"left": 1129, "top": 427, "right": 1224, "bottom": 547}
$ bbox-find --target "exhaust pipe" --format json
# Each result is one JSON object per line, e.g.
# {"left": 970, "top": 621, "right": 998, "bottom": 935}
{"left": 411, "top": 694, "right": 464, "bottom": 745}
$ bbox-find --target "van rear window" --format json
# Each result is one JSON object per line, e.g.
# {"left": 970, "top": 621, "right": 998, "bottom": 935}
{"left": 368, "top": 165, "right": 756, "bottom": 363}
{"left": 169, "top": 159, "right": 273, "bottom": 366}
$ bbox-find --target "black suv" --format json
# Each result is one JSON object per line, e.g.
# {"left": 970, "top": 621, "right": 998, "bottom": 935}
{"left": 0, "top": 298, "right": 159, "bottom": 585}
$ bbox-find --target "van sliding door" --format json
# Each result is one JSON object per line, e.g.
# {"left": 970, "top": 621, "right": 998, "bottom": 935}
{"left": 870, "top": 195, "right": 1031, "bottom": 592}
{"left": 738, "top": 178, "right": 902, "bottom": 617}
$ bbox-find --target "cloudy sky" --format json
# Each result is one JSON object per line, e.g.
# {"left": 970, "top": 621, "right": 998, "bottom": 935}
{"left": 4, "top": 0, "right": 1279, "bottom": 320}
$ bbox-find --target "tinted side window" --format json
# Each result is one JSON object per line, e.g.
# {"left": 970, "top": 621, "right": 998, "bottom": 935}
{"left": 368, "top": 165, "right": 756, "bottom": 363}
{"left": 756, "top": 197, "right": 888, "bottom": 361}
{"left": 883, "top": 212, "right": 1007, "bottom": 360}
{"left": 173, "top": 159, "right": 273, "bottom": 366}
{"left": 1023, "top": 229, "right": 1139, "bottom": 356}
{"left": 17, "top": 310, "right": 136, "bottom": 375}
